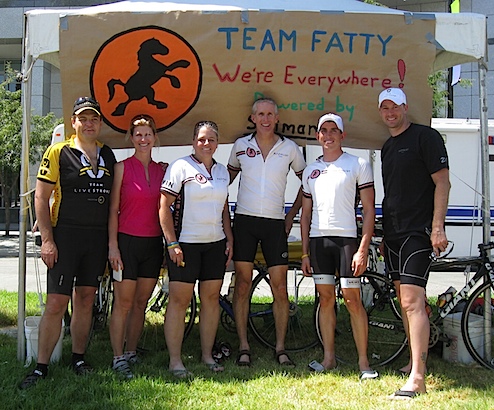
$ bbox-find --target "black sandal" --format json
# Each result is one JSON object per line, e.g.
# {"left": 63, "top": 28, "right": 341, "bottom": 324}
{"left": 275, "top": 350, "right": 295, "bottom": 366}
{"left": 235, "top": 350, "right": 251, "bottom": 367}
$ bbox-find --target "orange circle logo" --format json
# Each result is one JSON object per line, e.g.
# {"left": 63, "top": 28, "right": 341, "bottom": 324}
{"left": 90, "top": 26, "right": 202, "bottom": 133}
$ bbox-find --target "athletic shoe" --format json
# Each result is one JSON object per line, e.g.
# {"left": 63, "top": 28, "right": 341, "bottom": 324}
{"left": 73, "top": 360, "right": 94, "bottom": 376}
{"left": 113, "top": 359, "right": 134, "bottom": 379}
{"left": 19, "top": 369, "right": 45, "bottom": 389}
{"left": 360, "top": 369, "right": 379, "bottom": 380}
{"left": 125, "top": 354, "right": 141, "bottom": 365}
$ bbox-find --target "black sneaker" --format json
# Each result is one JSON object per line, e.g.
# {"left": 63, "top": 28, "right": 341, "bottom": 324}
{"left": 19, "top": 369, "right": 45, "bottom": 389}
{"left": 73, "top": 360, "right": 94, "bottom": 376}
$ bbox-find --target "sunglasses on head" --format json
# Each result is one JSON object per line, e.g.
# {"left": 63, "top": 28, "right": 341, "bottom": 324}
{"left": 131, "top": 114, "right": 155, "bottom": 123}
{"left": 75, "top": 96, "right": 98, "bottom": 105}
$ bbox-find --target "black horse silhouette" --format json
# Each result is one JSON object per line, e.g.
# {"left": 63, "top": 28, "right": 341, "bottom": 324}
{"left": 107, "top": 38, "right": 190, "bottom": 116}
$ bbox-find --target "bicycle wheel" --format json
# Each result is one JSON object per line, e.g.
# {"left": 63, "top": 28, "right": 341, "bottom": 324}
{"left": 248, "top": 262, "right": 319, "bottom": 352}
{"left": 315, "top": 271, "right": 407, "bottom": 367}
{"left": 461, "top": 281, "right": 494, "bottom": 370}
{"left": 145, "top": 274, "right": 197, "bottom": 340}
{"left": 92, "top": 271, "right": 113, "bottom": 333}
{"left": 64, "top": 272, "right": 112, "bottom": 341}
{"left": 84, "top": 271, "right": 113, "bottom": 345}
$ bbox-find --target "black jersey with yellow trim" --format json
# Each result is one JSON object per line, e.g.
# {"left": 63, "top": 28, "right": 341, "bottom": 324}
{"left": 37, "top": 135, "right": 116, "bottom": 229}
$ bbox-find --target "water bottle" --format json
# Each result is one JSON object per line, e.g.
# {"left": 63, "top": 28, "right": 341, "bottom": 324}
{"left": 161, "top": 268, "right": 170, "bottom": 294}
{"left": 437, "top": 286, "right": 456, "bottom": 308}
{"left": 376, "top": 255, "right": 386, "bottom": 275}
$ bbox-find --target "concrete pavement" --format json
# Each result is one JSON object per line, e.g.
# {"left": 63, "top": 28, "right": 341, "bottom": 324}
{"left": 0, "top": 230, "right": 472, "bottom": 297}
{"left": 0, "top": 231, "right": 47, "bottom": 294}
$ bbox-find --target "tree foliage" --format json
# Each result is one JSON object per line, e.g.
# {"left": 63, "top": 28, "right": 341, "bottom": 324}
{"left": 362, "top": 0, "right": 472, "bottom": 117}
{"left": 0, "top": 64, "right": 61, "bottom": 234}
{"left": 428, "top": 70, "right": 472, "bottom": 118}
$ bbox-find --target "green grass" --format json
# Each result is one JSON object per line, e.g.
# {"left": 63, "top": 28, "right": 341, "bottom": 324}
{"left": 0, "top": 290, "right": 44, "bottom": 327}
{"left": 0, "top": 291, "right": 493, "bottom": 410}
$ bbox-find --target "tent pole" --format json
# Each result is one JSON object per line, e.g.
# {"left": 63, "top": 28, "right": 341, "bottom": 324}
{"left": 479, "top": 58, "right": 490, "bottom": 245}
{"left": 478, "top": 57, "right": 491, "bottom": 363}
{"left": 18, "top": 13, "right": 32, "bottom": 362}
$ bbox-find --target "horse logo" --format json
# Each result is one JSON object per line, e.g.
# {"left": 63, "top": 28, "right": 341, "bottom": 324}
{"left": 90, "top": 26, "right": 202, "bottom": 133}
{"left": 107, "top": 38, "right": 191, "bottom": 116}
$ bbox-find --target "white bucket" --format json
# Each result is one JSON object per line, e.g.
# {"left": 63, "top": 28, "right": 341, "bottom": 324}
{"left": 442, "top": 312, "right": 484, "bottom": 364}
{"left": 25, "top": 316, "right": 64, "bottom": 365}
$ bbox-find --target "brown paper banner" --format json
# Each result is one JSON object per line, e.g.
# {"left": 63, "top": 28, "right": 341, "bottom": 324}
{"left": 59, "top": 10, "right": 435, "bottom": 149}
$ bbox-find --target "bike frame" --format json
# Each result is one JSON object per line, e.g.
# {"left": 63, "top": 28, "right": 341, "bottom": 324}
{"left": 437, "top": 262, "right": 487, "bottom": 320}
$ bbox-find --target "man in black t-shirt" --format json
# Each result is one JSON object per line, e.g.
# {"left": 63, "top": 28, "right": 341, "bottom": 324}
{"left": 378, "top": 88, "right": 450, "bottom": 400}
{"left": 20, "top": 97, "right": 116, "bottom": 389}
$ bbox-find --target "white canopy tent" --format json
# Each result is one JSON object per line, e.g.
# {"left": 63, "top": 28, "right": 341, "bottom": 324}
{"left": 17, "top": 0, "right": 489, "bottom": 360}
{"left": 24, "top": 1, "right": 487, "bottom": 70}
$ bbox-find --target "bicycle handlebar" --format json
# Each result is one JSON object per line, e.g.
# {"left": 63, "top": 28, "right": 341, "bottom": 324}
{"left": 478, "top": 242, "right": 494, "bottom": 252}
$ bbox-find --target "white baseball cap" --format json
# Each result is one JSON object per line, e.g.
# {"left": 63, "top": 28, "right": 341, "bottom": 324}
{"left": 378, "top": 88, "right": 407, "bottom": 108}
{"left": 317, "top": 113, "right": 344, "bottom": 132}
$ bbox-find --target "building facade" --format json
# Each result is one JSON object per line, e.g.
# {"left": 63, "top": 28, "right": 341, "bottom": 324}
{"left": 0, "top": 0, "right": 491, "bottom": 119}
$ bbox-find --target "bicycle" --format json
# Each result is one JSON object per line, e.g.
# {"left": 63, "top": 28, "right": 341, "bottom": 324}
{"left": 142, "top": 244, "right": 320, "bottom": 353}
{"left": 218, "top": 261, "right": 319, "bottom": 352}
{"left": 318, "top": 241, "right": 493, "bottom": 370}
{"left": 430, "top": 243, "right": 493, "bottom": 369}
{"left": 91, "top": 268, "right": 113, "bottom": 334}
{"left": 312, "top": 235, "right": 405, "bottom": 367}
{"left": 315, "top": 268, "right": 402, "bottom": 367}
{"left": 152, "top": 250, "right": 319, "bottom": 352}
{"left": 249, "top": 261, "right": 319, "bottom": 352}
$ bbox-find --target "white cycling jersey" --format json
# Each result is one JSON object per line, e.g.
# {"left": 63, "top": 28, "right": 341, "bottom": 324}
{"left": 302, "top": 153, "right": 373, "bottom": 238}
{"left": 228, "top": 133, "right": 306, "bottom": 220}
{"left": 161, "top": 155, "right": 229, "bottom": 243}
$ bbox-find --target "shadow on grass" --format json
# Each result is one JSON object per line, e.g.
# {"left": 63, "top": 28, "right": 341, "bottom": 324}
{"left": 0, "top": 311, "right": 17, "bottom": 327}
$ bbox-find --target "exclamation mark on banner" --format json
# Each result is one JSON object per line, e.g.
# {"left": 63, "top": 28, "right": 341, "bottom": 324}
{"left": 397, "top": 59, "right": 406, "bottom": 88}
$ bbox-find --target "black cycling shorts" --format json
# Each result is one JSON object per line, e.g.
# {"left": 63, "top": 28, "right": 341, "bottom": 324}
{"left": 384, "top": 234, "right": 433, "bottom": 288}
{"left": 309, "top": 236, "right": 359, "bottom": 287}
{"left": 47, "top": 226, "right": 108, "bottom": 295}
{"left": 117, "top": 233, "right": 163, "bottom": 281}
{"left": 167, "top": 238, "right": 227, "bottom": 284}
{"left": 232, "top": 214, "right": 288, "bottom": 268}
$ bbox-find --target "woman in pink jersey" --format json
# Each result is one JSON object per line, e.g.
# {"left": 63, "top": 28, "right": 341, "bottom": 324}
{"left": 108, "top": 115, "right": 165, "bottom": 379}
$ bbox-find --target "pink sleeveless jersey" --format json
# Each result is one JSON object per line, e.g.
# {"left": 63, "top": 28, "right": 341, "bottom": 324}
{"left": 118, "top": 155, "right": 165, "bottom": 237}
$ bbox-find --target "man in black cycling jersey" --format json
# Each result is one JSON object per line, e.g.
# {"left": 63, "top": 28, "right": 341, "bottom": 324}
{"left": 378, "top": 88, "right": 450, "bottom": 399}
{"left": 20, "top": 97, "right": 116, "bottom": 389}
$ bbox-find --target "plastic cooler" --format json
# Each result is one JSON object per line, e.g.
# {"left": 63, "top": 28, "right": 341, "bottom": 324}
{"left": 442, "top": 312, "right": 484, "bottom": 364}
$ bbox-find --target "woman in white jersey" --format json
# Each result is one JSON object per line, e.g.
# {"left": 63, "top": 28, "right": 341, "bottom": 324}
{"left": 300, "top": 113, "right": 378, "bottom": 379}
{"left": 160, "top": 121, "right": 233, "bottom": 377}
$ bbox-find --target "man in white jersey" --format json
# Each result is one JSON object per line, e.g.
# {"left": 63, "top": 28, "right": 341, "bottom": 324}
{"left": 228, "top": 98, "right": 306, "bottom": 366}
{"left": 300, "top": 113, "right": 378, "bottom": 379}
